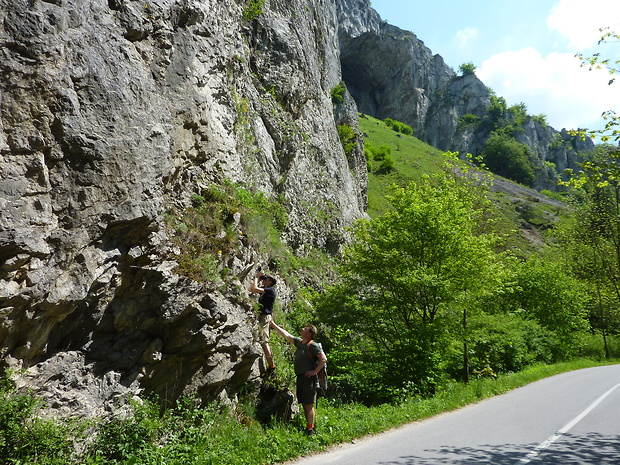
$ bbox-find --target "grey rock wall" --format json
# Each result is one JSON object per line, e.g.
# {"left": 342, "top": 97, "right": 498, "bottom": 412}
{"left": 0, "top": 0, "right": 366, "bottom": 414}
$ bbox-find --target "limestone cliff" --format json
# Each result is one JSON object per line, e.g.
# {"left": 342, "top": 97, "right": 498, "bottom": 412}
{"left": 0, "top": 0, "right": 366, "bottom": 415}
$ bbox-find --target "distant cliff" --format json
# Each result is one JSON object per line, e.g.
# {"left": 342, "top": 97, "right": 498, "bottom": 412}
{"left": 336, "top": 0, "right": 594, "bottom": 190}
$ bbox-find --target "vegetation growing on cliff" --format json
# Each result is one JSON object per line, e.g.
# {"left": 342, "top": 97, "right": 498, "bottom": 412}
{"left": 242, "top": 0, "right": 265, "bottom": 22}
{"left": 165, "top": 181, "right": 291, "bottom": 284}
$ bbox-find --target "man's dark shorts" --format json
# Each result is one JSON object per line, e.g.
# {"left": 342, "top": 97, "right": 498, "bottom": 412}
{"left": 296, "top": 374, "right": 317, "bottom": 405}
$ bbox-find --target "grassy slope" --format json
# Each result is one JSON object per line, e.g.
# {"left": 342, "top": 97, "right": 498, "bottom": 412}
{"left": 360, "top": 113, "right": 569, "bottom": 257}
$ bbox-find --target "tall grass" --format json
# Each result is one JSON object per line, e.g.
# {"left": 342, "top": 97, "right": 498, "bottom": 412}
{"left": 2, "top": 359, "right": 616, "bottom": 464}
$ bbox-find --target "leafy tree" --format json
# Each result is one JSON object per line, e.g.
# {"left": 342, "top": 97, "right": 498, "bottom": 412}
{"left": 316, "top": 166, "right": 499, "bottom": 401}
{"left": 458, "top": 113, "right": 480, "bottom": 131}
{"left": 444, "top": 312, "right": 555, "bottom": 378}
{"left": 507, "top": 103, "right": 528, "bottom": 133}
{"left": 559, "top": 145, "right": 620, "bottom": 355}
{"left": 487, "top": 94, "right": 507, "bottom": 125}
{"left": 500, "top": 255, "right": 588, "bottom": 354}
{"left": 459, "top": 62, "right": 477, "bottom": 76}
{"left": 481, "top": 132, "right": 536, "bottom": 186}
{"left": 574, "top": 28, "right": 620, "bottom": 142}
{"left": 242, "top": 0, "right": 265, "bottom": 21}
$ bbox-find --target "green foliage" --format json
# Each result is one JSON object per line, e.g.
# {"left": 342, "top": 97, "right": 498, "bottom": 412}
{"left": 242, "top": 0, "right": 265, "bottom": 22}
{"left": 458, "top": 113, "right": 480, "bottom": 131}
{"left": 364, "top": 142, "right": 395, "bottom": 173}
{"left": 492, "top": 255, "right": 588, "bottom": 354}
{"left": 540, "top": 189, "right": 567, "bottom": 202}
{"left": 358, "top": 114, "right": 447, "bottom": 217}
{"left": 91, "top": 400, "right": 160, "bottom": 462}
{"left": 508, "top": 102, "right": 528, "bottom": 126}
{"left": 576, "top": 27, "right": 620, "bottom": 84}
{"left": 0, "top": 376, "right": 73, "bottom": 464}
{"left": 486, "top": 94, "right": 507, "bottom": 126}
{"left": 166, "top": 182, "right": 289, "bottom": 282}
{"left": 330, "top": 82, "right": 346, "bottom": 104}
{"left": 572, "top": 28, "right": 620, "bottom": 142}
{"left": 533, "top": 114, "right": 547, "bottom": 125}
{"left": 458, "top": 62, "right": 477, "bottom": 75}
{"left": 384, "top": 117, "right": 413, "bottom": 135}
{"left": 557, "top": 145, "right": 620, "bottom": 348}
{"left": 444, "top": 313, "right": 555, "bottom": 378}
{"left": 1, "top": 362, "right": 617, "bottom": 464}
{"left": 337, "top": 123, "right": 358, "bottom": 156}
{"left": 315, "top": 168, "right": 500, "bottom": 402}
{"left": 481, "top": 132, "right": 536, "bottom": 186}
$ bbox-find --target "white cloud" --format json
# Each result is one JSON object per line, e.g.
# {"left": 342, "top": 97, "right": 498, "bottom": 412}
{"left": 547, "top": 0, "right": 620, "bottom": 50}
{"left": 454, "top": 27, "right": 478, "bottom": 48}
{"left": 477, "top": 47, "right": 620, "bottom": 131}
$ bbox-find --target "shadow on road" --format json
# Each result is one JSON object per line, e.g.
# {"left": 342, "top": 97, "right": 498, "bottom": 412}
{"left": 380, "top": 432, "right": 620, "bottom": 464}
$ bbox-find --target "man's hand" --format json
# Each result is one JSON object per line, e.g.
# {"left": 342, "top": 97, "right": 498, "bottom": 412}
{"left": 248, "top": 270, "right": 265, "bottom": 293}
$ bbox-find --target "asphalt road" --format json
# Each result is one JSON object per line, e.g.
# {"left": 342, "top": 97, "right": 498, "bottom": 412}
{"left": 289, "top": 364, "right": 620, "bottom": 465}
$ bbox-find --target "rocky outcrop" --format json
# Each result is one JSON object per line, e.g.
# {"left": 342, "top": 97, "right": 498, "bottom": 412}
{"left": 0, "top": 0, "right": 366, "bottom": 414}
{"left": 335, "top": 0, "right": 593, "bottom": 190}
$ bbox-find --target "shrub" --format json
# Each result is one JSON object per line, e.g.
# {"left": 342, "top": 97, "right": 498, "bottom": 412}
{"left": 364, "top": 143, "right": 394, "bottom": 173}
{"left": 458, "top": 113, "right": 480, "bottom": 130}
{"left": 166, "top": 182, "right": 290, "bottom": 282}
{"left": 481, "top": 132, "right": 536, "bottom": 186}
{"left": 384, "top": 118, "right": 413, "bottom": 135}
{"left": 242, "top": 0, "right": 265, "bottom": 21}
{"left": 0, "top": 377, "right": 72, "bottom": 463}
{"left": 337, "top": 123, "right": 357, "bottom": 156}
{"left": 533, "top": 114, "right": 548, "bottom": 125}
{"left": 459, "top": 62, "right": 477, "bottom": 75}
{"left": 379, "top": 154, "right": 394, "bottom": 171}
{"left": 330, "top": 82, "right": 346, "bottom": 104}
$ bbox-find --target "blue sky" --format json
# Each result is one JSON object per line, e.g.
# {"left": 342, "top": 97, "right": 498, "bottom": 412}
{"left": 370, "top": 0, "right": 620, "bottom": 133}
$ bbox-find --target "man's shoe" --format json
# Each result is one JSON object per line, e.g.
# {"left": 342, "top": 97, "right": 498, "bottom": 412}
{"left": 304, "top": 428, "right": 316, "bottom": 436}
{"left": 264, "top": 366, "right": 276, "bottom": 377}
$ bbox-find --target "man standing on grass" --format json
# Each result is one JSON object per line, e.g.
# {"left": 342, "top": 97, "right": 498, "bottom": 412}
{"left": 248, "top": 268, "right": 277, "bottom": 376}
{"left": 269, "top": 320, "right": 327, "bottom": 436}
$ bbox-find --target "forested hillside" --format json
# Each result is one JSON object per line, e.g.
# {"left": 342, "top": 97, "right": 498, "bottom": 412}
{"left": 321, "top": 113, "right": 620, "bottom": 404}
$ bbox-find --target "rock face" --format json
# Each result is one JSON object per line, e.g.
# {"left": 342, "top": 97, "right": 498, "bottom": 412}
{"left": 336, "top": 0, "right": 593, "bottom": 190}
{"left": 0, "top": 0, "right": 366, "bottom": 414}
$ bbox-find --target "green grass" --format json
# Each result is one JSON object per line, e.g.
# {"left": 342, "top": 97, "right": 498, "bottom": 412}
{"left": 3, "top": 359, "right": 617, "bottom": 464}
{"left": 359, "top": 113, "right": 571, "bottom": 256}
{"left": 359, "top": 114, "right": 446, "bottom": 217}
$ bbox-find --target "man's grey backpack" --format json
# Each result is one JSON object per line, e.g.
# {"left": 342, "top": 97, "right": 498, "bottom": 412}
{"left": 306, "top": 341, "right": 328, "bottom": 390}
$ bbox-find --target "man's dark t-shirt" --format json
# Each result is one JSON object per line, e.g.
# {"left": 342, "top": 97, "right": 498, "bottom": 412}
{"left": 258, "top": 287, "right": 276, "bottom": 315}
{"left": 293, "top": 337, "right": 322, "bottom": 376}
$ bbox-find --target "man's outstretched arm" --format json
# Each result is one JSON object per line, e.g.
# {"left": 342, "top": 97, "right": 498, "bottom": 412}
{"left": 270, "top": 320, "right": 295, "bottom": 344}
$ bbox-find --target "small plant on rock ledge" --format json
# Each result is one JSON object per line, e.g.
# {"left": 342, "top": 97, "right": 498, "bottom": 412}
{"left": 166, "top": 181, "right": 291, "bottom": 283}
{"left": 337, "top": 123, "right": 357, "bottom": 157}
{"left": 330, "top": 82, "right": 346, "bottom": 104}
{"left": 242, "top": 0, "right": 265, "bottom": 22}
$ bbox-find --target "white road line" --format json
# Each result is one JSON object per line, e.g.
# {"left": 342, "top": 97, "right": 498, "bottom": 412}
{"left": 519, "top": 382, "right": 620, "bottom": 464}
